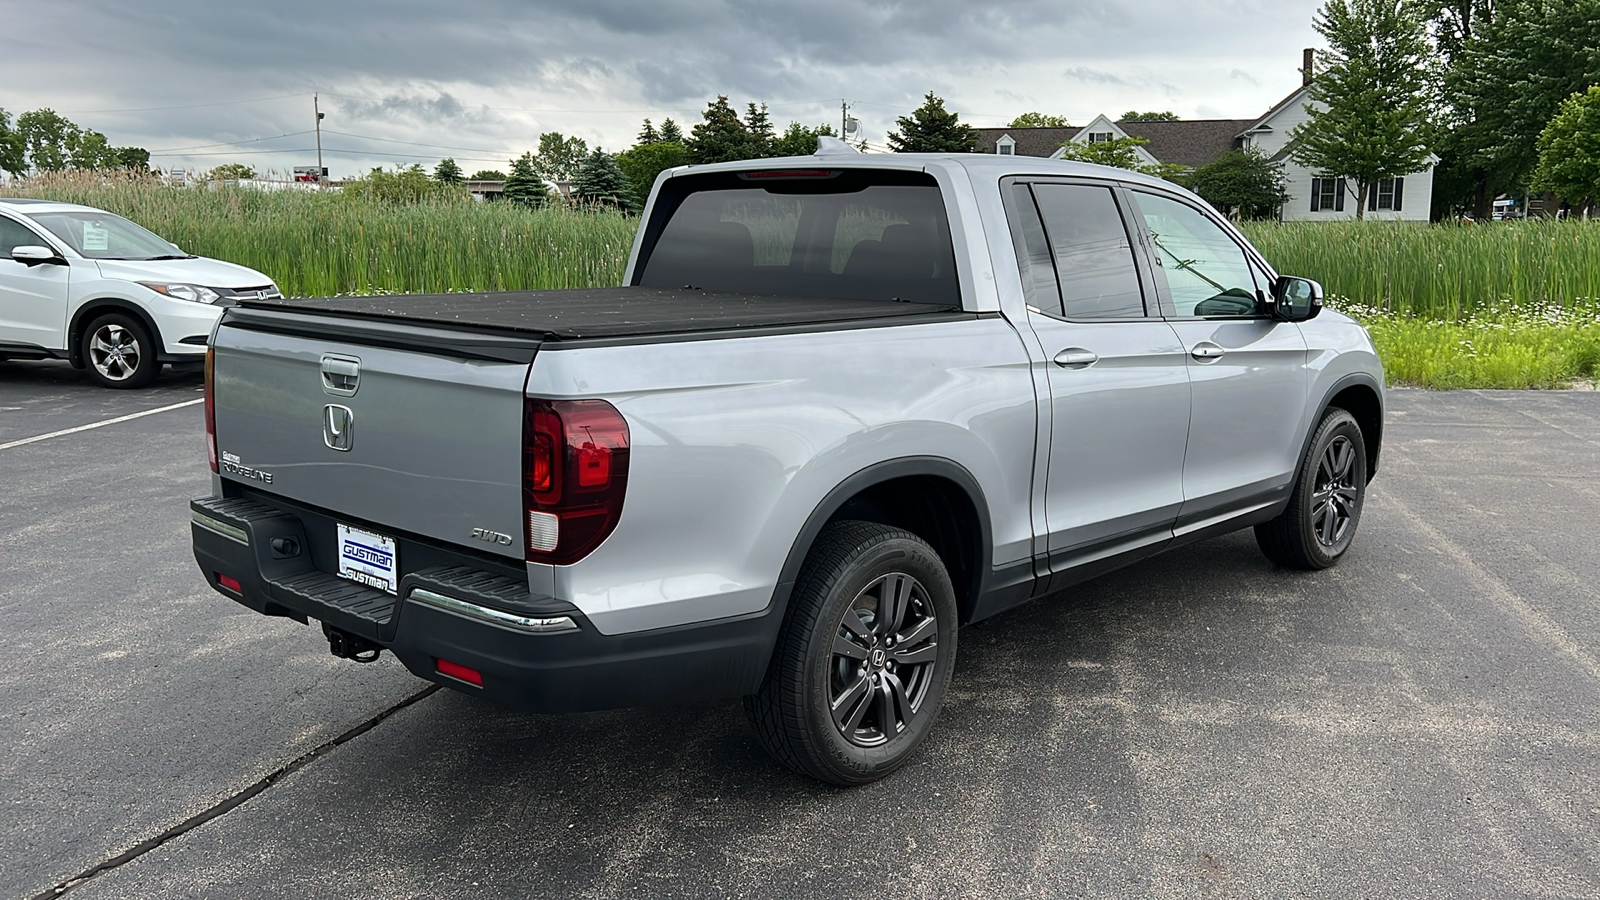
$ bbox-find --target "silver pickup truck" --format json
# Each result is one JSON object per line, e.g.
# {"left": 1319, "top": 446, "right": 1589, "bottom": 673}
{"left": 192, "top": 145, "right": 1383, "bottom": 784}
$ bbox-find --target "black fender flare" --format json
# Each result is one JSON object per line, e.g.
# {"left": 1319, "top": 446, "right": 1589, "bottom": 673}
{"left": 1299, "top": 372, "right": 1385, "bottom": 482}
{"left": 68, "top": 299, "right": 165, "bottom": 369}
{"left": 765, "top": 455, "right": 995, "bottom": 631}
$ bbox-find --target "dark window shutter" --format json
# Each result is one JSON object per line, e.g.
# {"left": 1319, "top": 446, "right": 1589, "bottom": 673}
{"left": 1394, "top": 177, "right": 1404, "bottom": 211}
{"left": 1310, "top": 178, "right": 1321, "bottom": 212}
{"left": 1335, "top": 178, "right": 1346, "bottom": 212}
{"left": 1368, "top": 181, "right": 1378, "bottom": 211}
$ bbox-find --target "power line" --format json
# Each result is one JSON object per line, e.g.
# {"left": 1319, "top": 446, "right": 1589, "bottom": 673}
{"left": 319, "top": 129, "right": 511, "bottom": 155}
{"left": 146, "top": 131, "right": 316, "bottom": 153}
{"left": 59, "top": 93, "right": 305, "bottom": 115}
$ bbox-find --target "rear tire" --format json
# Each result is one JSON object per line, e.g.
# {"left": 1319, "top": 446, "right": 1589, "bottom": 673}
{"left": 1256, "top": 407, "right": 1367, "bottom": 569}
{"left": 82, "top": 313, "right": 160, "bottom": 389}
{"left": 745, "top": 521, "right": 957, "bottom": 785}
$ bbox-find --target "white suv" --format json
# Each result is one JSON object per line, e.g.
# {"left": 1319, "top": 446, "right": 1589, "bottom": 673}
{"left": 0, "top": 198, "right": 280, "bottom": 388}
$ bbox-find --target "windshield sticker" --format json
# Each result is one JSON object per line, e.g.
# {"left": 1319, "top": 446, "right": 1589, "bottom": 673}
{"left": 82, "top": 221, "right": 109, "bottom": 251}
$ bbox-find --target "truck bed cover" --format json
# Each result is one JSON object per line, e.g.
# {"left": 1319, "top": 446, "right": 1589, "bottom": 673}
{"left": 237, "top": 287, "right": 963, "bottom": 342}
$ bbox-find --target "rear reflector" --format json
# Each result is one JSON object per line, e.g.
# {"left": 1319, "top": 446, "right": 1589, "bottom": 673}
{"left": 436, "top": 658, "right": 484, "bottom": 687}
{"left": 217, "top": 573, "right": 242, "bottom": 593}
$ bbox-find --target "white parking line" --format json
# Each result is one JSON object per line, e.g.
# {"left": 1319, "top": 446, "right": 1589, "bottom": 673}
{"left": 0, "top": 398, "right": 204, "bottom": 452}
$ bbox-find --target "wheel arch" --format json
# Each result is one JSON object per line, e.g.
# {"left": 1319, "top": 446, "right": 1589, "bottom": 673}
{"left": 68, "top": 299, "right": 164, "bottom": 369}
{"left": 1312, "top": 373, "right": 1384, "bottom": 481}
{"left": 770, "top": 457, "right": 994, "bottom": 630}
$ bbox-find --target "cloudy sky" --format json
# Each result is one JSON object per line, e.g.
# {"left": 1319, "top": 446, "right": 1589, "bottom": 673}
{"left": 3, "top": 0, "right": 1322, "bottom": 179}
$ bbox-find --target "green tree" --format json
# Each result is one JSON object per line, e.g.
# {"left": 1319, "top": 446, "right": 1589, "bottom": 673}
{"left": 469, "top": 169, "right": 506, "bottom": 181}
{"left": 688, "top": 96, "right": 759, "bottom": 163}
{"left": 113, "top": 146, "right": 150, "bottom": 170}
{"left": 342, "top": 164, "right": 456, "bottom": 204}
{"left": 1119, "top": 110, "right": 1181, "bottom": 122}
{"left": 1056, "top": 135, "right": 1182, "bottom": 178}
{"left": 1007, "top": 112, "right": 1069, "bottom": 128}
{"left": 1290, "top": 0, "right": 1434, "bottom": 218}
{"left": 616, "top": 140, "right": 689, "bottom": 203}
{"left": 1183, "top": 148, "right": 1291, "bottom": 219}
{"left": 658, "top": 118, "right": 685, "bottom": 144}
{"left": 887, "top": 92, "right": 976, "bottom": 153}
{"left": 637, "top": 118, "right": 659, "bottom": 144}
{"left": 771, "top": 122, "right": 837, "bottom": 157}
{"left": 572, "top": 148, "right": 634, "bottom": 211}
{"left": 66, "top": 129, "right": 122, "bottom": 169}
{"left": 16, "top": 109, "right": 78, "bottom": 172}
{"left": 745, "top": 102, "right": 776, "bottom": 157}
{"left": 1532, "top": 86, "right": 1600, "bottom": 214}
{"left": 534, "top": 132, "right": 589, "bottom": 181}
{"left": 0, "top": 109, "right": 26, "bottom": 177}
{"left": 502, "top": 153, "right": 549, "bottom": 208}
{"left": 207, "top": 163, "right": 256, "bottom": 181}
{"left": 433, "top": 156, "right": 465, "bottom": 185}
{"left": 1448, "top": 0, "right": 1600, "bottom": 209}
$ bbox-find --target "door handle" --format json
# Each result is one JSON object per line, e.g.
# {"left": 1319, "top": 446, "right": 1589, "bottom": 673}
{"left": 1053, "top": 348, "right": 1098, "bottom": 369}
{"left": 1190, "top": 342, "right": 1226, "bottom": 362}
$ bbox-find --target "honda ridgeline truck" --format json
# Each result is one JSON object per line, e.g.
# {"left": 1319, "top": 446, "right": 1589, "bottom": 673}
{"left": 192, "top": 142, "right": 1383, "bottom": 784}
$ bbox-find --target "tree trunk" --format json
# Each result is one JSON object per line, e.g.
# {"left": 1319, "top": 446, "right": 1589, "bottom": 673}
{"left": 1355, "top": 180, "right": 1368, "bottom": 220}
{"left": 1473, "top": 174, "right": 1492, "bottom": 221}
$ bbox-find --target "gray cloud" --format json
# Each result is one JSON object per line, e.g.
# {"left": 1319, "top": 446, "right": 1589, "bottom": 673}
{"left": 1, "top": 0, "right": 1322, "bottom": 176}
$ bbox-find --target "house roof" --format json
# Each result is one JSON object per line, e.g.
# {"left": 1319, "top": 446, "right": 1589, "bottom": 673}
{"left": 971, "top": 126, "right": 1077, "bottom": 158}
{"left": 1116, "top": 119, "right": 1256, "bottom": 167}
{"left": 1243, "top": 85, "right": 1310, "bottom": 134}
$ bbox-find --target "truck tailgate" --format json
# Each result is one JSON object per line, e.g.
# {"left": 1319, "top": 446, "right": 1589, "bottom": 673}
{"left": 211, "top": 314, "right": 531, "bottom": 561}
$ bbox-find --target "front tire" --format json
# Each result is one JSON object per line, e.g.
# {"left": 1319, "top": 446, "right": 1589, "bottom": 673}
{"left": 82, "top": 313, "right": 160, "bottom": 389}
{"left": 745, "top": 521, "right": 957, "bottom": 785}
{"left": 1256, "top": 407, "right": 1368, "bottom": 569}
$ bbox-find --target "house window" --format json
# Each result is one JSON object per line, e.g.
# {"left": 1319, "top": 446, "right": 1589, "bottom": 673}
{"left": 998, "top": 143, "right": 1014, "bottom": 155}
{"left": 1087, "top": 132, "right": 1112, "bottom": 143}
{"left": 1310, "top": 176, "right": 1346, "bottom": 212}
{"left": 1369, "top": 177, "right": 1405, "bottom": 211}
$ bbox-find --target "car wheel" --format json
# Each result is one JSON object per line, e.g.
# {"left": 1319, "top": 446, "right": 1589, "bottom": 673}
{"left": 82, "top": 313, "right": 159, "bottom": 389}
{"left": 745, "top": 521, "right": 957, "bottom": 785}
{"left": 1256, "top": 407, "right": 1368, "bottom": 569}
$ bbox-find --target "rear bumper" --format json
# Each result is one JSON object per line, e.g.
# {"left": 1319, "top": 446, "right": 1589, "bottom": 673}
{"left": 191, "top": 495, "right": 781, "bottom": 713}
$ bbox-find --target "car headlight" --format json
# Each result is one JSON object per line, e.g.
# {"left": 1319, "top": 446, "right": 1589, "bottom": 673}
{"left": 140, "top": 282, "right": 222, "bottom": 304}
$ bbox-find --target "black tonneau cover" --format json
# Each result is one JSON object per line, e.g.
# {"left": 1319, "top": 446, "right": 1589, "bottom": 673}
{"left": 239, "top": 287, "right": 962, "bottom": 341}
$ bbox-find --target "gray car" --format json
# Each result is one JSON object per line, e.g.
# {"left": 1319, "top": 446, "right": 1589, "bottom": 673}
{"left": 192, "top": 143, "right": 1383, "bottom": 784}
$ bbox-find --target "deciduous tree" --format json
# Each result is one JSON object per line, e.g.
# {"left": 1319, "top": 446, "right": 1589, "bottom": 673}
{"left": 0, "top": 109, "right": 26, "bottom": 177}
{"left": 534, "top": 132, "right": 589, "bottom": 181}
{"left": 1184, "top": 148, "right": 1291, "bottom": 219}
{"left": 1056, "top": 135, "right": 1182, "bottom": 179}
{"left": 469, "top": 169, "right": 506, "bottom": 181}
{"left": 616, "top": 141, "right": 689, "bottom": 205}
{"left": 771, "top": 122, "right": 837, "bottom": 157}
{"left": 1119, "top": 110, "right": 1180, "bottom": 122}
{"left": 208, "top": 163, "right": 256, "bottom": 181}
{"left": 1532, "top": 86, "right": 1600, "bottom": 215}
{"left": 887, "top": 93, "right": 976, "bottom": 153}
{"left": 16, "top": 109, "right": 77, "bottom": 172}
{"left": 1007, "top": 112, "right": 1069, "bottom": 128}
{"left": 1290, "top": 0, "right": 1434, "bottom": 218}
{"left": 433, "top": 156, "right": 465, "bottom": 185}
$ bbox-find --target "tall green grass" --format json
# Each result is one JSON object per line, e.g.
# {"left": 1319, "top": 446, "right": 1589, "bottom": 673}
{"left": 1240, "top": 219, "right": 1600, "bottom": 320}
{"left": 2, "top": 171, "right": 637, "bottom": 297}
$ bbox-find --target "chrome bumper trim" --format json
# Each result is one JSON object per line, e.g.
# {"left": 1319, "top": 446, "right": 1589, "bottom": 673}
{"left": 408, "top": 587, "right": 579, "bottom": 634}
{"left": 192, "top": 510, "right": 249, "bottom": 545}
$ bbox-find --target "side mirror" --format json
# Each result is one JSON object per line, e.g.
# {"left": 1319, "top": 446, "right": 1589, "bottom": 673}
{"left": 1272, "top": 275, "right": 1323, "bottom": 322}
{"left": 12, "top": 245, "right": 66, "bottom": 267}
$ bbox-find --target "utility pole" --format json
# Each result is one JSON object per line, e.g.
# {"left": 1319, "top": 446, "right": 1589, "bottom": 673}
{"left": 314, "top": 93, "right": 325, "bottom": 186}
{"left": 841, "top": 99, "right": 848, "bottom": 138}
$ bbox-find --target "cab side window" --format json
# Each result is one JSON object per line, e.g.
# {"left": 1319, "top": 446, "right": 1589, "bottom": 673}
{"left": 1131, "top": 191, "right": 1260, "bottom": 318}
{"left": 0, "top": 217, "right": 42, "bottom": 258}
{"left": 1031, "top": 184, "right": 1146, "bottom": 319}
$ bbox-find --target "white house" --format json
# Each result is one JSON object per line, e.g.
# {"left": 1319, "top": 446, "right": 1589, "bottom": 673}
{"left": 973, "top": 51, "right": 1437, "bottom": 221}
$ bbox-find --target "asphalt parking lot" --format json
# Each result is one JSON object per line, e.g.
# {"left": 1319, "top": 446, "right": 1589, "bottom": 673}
{"left": 3, "top": 358, "right": 1598, "bottom": 899}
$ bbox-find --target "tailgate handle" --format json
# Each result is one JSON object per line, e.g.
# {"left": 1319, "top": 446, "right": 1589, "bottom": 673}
{"left": 321, "top": 354, "right": 361, "bottom": 396}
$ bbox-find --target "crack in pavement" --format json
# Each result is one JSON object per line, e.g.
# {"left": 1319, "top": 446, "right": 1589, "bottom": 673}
{"left": 28, "top": 684, "right": 441, "bottom": 900}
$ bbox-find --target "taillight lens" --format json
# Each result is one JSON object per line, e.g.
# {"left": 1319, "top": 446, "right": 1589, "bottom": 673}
{"left": 523, "top": 398, "right": 629, "bottom": 564}
{"left": 204, "top": 346, "right": 217, "bottom": 473}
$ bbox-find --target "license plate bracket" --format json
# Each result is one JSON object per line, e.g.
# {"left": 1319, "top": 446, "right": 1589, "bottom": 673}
{"left": 337, "top": 523, "right": 398, "bottom": 595}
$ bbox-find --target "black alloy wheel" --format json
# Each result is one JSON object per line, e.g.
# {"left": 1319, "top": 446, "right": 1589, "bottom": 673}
{"left": 746, "top": 520, "right": 957, "bottom": 785}
{"left": 1256, "top": 407, "right": 1368, "bottom": 569}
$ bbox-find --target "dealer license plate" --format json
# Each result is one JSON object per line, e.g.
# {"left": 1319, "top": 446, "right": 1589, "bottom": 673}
{"left": 337, "top": 523, "right": 398, "bottom": 595}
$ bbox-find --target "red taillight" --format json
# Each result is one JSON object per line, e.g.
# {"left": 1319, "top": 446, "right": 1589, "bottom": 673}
{"left": 217, "top": 573, "right": 242, "bottom": 593}
{"left": 522, "top": 398, "right": 629, "bottom": 565}
{"left": 436, "top": 658, "right": 483, "bottom": 686}
{"left": 204, "top": 347, "right": 217, "bottom": 473}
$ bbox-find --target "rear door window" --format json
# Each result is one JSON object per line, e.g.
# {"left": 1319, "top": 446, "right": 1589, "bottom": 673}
{"left": 1029, "top": 184, "right": 1147, "bottom": 319}
{"left": 637, "top": 170, "right": 960, "bottom": 306}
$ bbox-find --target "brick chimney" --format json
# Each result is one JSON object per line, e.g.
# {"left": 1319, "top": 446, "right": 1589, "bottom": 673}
{"left": 1302, "top": 48, "right": 1315, "bottom": 86}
